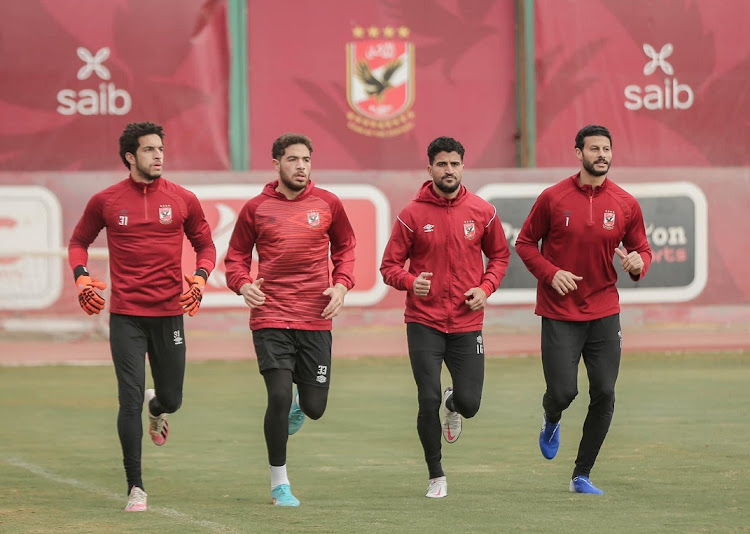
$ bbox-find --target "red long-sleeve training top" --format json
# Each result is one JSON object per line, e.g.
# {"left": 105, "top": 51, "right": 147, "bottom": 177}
{"left": 224, "top": 181, "right": 356, "bottom": 331}
{"left": 515, "top": 173, "right": 652, "bottom": 321}
{"left": 68, "top": 176, "right": 216, "bottom": 316}
{"left": 380, "top": 180, "right": 511, "bottom": 333}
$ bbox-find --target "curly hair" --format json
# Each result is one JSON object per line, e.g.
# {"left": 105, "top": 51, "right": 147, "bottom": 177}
{"left": 427, "top": 136, "right": 465, "bottom": 164}
{"left": 272, "top": 133, "right": 313, "bottom": 160}
{"left": 119, "top": 122, "right": 164, "bottom": 169}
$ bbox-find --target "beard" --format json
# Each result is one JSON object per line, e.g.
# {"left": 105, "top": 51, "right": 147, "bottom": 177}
{"left": 135, "top": 160, "right": 162, "bottom": 181}
{"left": 279, "top": 168, "right": 309, "bottom": 191}
{"left": 583, "top": 158, "right": 610, "bottom": 177}
{"left": 434, "top": 177, "right": 460, "bottom": 194}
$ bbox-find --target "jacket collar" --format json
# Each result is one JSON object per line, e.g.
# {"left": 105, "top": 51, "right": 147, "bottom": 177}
{"left": 128, "top": 174, "right": 162, "bottom": 192}
{"left": 262, "top": 179, "right": 315, "bottom": 201}
{"left": 571, "top": 172, "right": 609, "bottom": 195}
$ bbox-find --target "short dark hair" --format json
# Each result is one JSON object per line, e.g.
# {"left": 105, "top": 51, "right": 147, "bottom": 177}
{"left": 272, "top": 133, "right": 313, "bottom": 160}
{"left": 427, "top": 136, "right": 465, "bottom": 165}
{"left": 574, "top": 125, "right": 612, "bottom": 150}
{"left": 119, "top": 122, "right": 164, "bottom": 169}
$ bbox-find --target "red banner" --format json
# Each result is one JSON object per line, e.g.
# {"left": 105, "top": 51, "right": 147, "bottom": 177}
{"left": 0, "top": 0, "right": 230, "bottom": 171}
{"left": 247, "top": 0, "right": 517, "bottom": 170}
{"left": 535, "top": 0, "right": 750, "bottom": 166}
{"left": 3, "top": 167, "right": 750, "bottom": 317}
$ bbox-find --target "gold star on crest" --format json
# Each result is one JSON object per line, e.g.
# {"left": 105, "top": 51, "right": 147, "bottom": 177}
{"left": 367, "top": 26, "right": 380, "bottom": 38}
{"left": 352, "top": 26, "right": 365, "bottom": 38}
{"left": 383, "top": 26, "right": 395, "bottom": 38}
{"left": 397, "top": 26, "right": 410, "bottom": 38}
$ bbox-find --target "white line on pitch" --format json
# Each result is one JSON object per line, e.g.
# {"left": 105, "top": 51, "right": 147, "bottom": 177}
{"left": 5, "top": 457, "right": 243, "bottom": 534}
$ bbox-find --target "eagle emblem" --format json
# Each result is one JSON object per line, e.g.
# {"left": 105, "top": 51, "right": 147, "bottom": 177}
{"left": 307, "top": 210, "right": 321, "bottom": 228}
{"left": 603, "top": 210, "right": 615, "bottom": 230}
{"left": 355, "top": 58, "right": 403, "bottom": 101}
{"left": 463, "top": 221, "right": 476, "bottom": 240}
{"left": 346, "top": 27, "right": 415, "bottom": 126}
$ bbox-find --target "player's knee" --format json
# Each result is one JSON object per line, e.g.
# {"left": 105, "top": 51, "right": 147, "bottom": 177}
{"left": 301, "top": 398, "right": 327, "bottom": 420}
{"left": 591, "top": 386, "right": 616, "bottom": 408}
{"left": 159, "top": 395, "right": 182, "bottom": 414}
{"left": 268, "top": 387, "right": 290, "bottom": 408}
{"left": 417, "top": 390, "right": 442, "bottom": 413}
{"left": 547, "top": 387, "right": 577, "bottom": 411}
{"left": 454, "top": 394, "right": 481, "bottom": 419}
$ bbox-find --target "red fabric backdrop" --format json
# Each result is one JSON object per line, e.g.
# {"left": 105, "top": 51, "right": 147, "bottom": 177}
{"left": 0, "top": 0, "right": 230, "bottom": 171}
{"left": 535, "top": 0, "right": 750, "bottom": 166}
{"left": 247, "top": 0, "right": 517, "bottom": 170}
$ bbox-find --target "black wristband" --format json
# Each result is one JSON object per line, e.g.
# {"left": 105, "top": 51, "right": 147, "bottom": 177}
{"left": 194, "top": 268, "right": 209, "bottom": 282}
{"left": 73, "top": 265, "right": 89, "bottom": 281}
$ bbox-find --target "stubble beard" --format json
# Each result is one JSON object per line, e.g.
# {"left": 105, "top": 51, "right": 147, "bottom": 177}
{"left": 279, "top": 169, "right": 308, "bottom": 192}
{"left": 583, "top": 159, "right": 610, "bottom": 177}
{"left": 434, "top": 177, "right": 460, "bottom": 195}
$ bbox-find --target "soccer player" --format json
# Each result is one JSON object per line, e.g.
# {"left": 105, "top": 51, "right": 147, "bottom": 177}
{"left": 68, "top": 122, "right": 216, "bottom": 511}
{"left": 515, "top": 124, "right": 652, "bottom": 494}
{"left": 380, "top": 136, "right": 511, "bottom": 498}
{"left": 224, "top": 133, "right": 356, "bottom": 506}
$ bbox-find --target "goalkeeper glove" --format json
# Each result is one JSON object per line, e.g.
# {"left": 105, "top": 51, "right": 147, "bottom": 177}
{"left": 179, "top": 269, "right": 207, "bottom": 317}
{"left": 75, "top": 274, "right": 107, "bottom": 315}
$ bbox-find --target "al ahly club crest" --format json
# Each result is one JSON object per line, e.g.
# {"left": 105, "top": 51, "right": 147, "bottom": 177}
{"left": 603, "top": 210, "right": 615, "bottom": 230}
{"left": 307, "top": 209, "right": 321, "bottom": 228}
{"left": 346, "top": 25, "right": 415, "bottom": 138}
{"left": 463, "top": 221, "right": 476, "bottom": 240}
{"left": 159, "top": 205, "right": 173, "bottom": 225}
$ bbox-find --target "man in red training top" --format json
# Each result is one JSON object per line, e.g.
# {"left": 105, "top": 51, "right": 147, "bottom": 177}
{"left": 224, "top": 133, "right": 355, "bottom": 507}
{"left": 515, "top": 124, "right": 652, "bottom": 495}
{"left": 68, "top": 122, "right": 216, "bottom": 512}
{"left": 380, "top": 136, "right": 511, "bottom": 499}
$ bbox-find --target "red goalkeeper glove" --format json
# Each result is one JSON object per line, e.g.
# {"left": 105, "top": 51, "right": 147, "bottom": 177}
{"left": 76, "top": 275, "right": 107, "bottom": 315}
{"left": 179, "top": 271, "right": 207, "bottom": 317}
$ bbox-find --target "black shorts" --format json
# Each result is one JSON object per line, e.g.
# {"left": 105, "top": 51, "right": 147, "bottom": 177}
{"left": 252, "top": 328, "right": 332, "bottom": 388}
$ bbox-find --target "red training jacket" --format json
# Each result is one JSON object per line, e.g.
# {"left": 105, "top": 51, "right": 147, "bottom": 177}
{"left": 515, "top": 173, "right": 652, "bottom": 321}
{"left": 224, "top": 180, "right": 356, "bottom": 331}
{"left": 380, "top": 180, "right": 511, "bottom": 333}
{"left": 68, "top": 176, "right": 216, "bottom": 316}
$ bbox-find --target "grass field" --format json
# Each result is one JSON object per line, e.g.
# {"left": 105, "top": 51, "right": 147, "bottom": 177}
{"left": 1, "top": 352, "right": 748, "bottom": 533}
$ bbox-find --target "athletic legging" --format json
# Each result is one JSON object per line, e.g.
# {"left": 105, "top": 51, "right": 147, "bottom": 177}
{"left": 109, "top": 313, "right": 185, "bottom": 493}
{"left": 262, "top": 369, "right": 329, "bottom": 466}
{"left": 541, "top": 314, "right": 621, "bottom": 478}
{"left": 406, "top": 323, "right": 485, "bottom": 480}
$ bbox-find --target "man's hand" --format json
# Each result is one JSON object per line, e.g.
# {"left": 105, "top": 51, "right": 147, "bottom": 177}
{"left": 179, "top": 273, "right": 206, "bottom": 316}
{"left": 463, "top": 287, "right": 488, "bottom": 311}
{"left": 322, "top": 283, "right": 348, "bottom": 320}
{"left": 413, "top": 272, "right": 433, "bottom": 297}
{"left": 550, "top": 270, "right": 583, "bottom": 296}
{"left": 615, "top": 248, "right": 644, "bottom": 275}
{"left": 240, "top": 278, "right": 265, "bottom": 308}
{"left": 76, "top": 275, "right": 107, "bottom": 315}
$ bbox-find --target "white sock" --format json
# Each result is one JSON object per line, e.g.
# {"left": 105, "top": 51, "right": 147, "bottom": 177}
{"left": 270, "top": 465, "right": 290, "bottom": 490}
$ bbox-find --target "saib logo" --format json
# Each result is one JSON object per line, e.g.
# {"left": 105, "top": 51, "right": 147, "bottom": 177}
{"left": 624, "top": 43, "right": 694, "bottom": 111}
{"left": 57, "top": 47, "right": 132, "bottom": 116}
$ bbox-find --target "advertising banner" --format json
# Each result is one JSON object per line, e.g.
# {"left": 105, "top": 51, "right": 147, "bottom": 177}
{"left": 0, "top": 0, "right": 230, "bottom": 171}
{"left": 2, "top": 167, "right": 749, "bottom": 315}
{"left": 247, "top": 0, "right": 517, "bottom": 170}
{"left": 0, "top": 186, "right": 62, "bottom": 309}
{"left": 534, "top": 0, "right": 750, "bottom": 167}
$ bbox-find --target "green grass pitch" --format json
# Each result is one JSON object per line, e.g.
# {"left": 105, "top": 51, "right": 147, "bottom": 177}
{"left": 1, "top": 352, "right": 748, "bottom": 533}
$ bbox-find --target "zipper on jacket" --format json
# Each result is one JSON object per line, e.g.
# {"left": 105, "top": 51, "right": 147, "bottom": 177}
{"left": 143, "top": 184, "right": 148, "bottom": 220}
{"left": 587, "top": 191, "right": 594, "bottom": 226}
{"left": 446, "top": 204, "right": 453, "bottom": 332}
